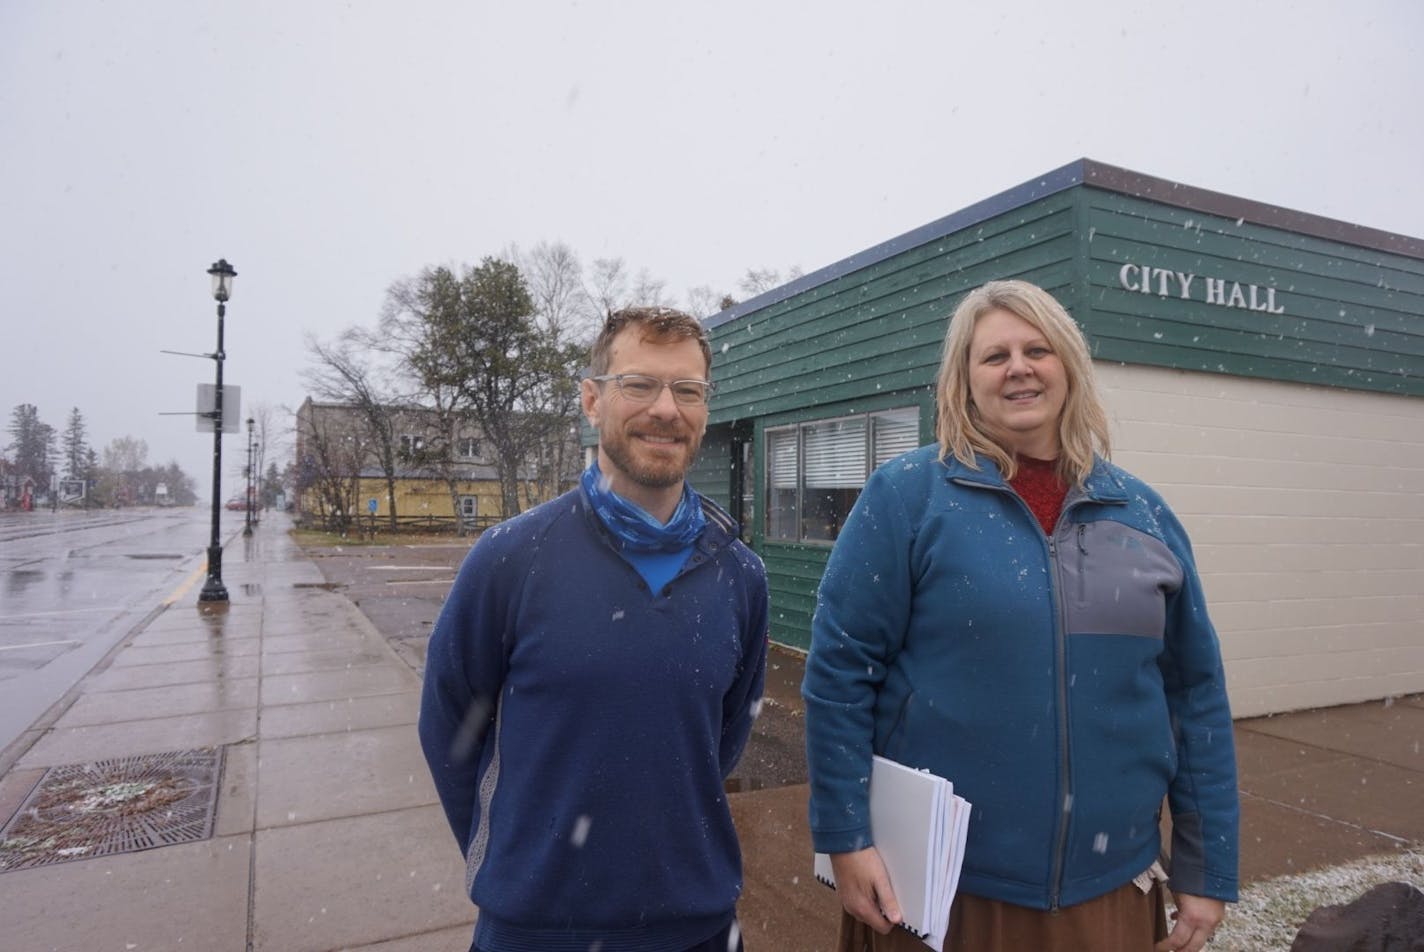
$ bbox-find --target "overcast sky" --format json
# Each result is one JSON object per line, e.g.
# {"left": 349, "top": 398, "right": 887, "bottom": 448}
{"left": 2, "top": 1, "right": 1420, "bottom": 498}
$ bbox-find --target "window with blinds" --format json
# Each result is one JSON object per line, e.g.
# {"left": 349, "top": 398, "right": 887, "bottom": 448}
{"left": 873, "top": 407, "right": 920, "bottom": 467}
{"left": 764, "top": 407, "right": 919, "bottom": 543}
{"left": 765, "top": 427, "right": 798, "bottom": 542}
{"left": 803, "top": 418, "right": 866, "bottom": 488}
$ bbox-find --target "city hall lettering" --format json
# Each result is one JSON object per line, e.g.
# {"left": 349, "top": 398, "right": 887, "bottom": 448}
{"left": 1118, "top": 263, "right": 1285, "bottom": 314}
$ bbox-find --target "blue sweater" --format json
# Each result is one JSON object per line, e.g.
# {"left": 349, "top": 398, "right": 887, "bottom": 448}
{"left": 420, "top": 486, "right": 768, "bottom": 952}
{"left": 803, "top": 446, "right": 1239, "bottom": 910}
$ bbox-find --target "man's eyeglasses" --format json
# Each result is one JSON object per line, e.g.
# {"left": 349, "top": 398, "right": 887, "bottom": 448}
{"left": 590, "top": 373, "right": 715, "bottom": 406}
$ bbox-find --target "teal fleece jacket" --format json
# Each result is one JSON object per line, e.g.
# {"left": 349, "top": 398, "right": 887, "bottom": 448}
{"left": 803, "top": 446, "right": 1239, "bottom": 910}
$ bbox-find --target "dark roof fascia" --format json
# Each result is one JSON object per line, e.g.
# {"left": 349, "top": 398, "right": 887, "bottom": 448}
{"left": 703, "top": 158, "right": 1424, "bottom": 331}
{"left": 1081, "top": 160, "right": 1424, "bottom": 261}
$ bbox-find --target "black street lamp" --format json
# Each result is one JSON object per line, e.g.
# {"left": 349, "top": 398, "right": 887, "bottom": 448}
{"left": 243, "top": 416, "right": 255, "bottom": 537}
{"left": 198, "top": 258, "right": 236, "bottom": 605}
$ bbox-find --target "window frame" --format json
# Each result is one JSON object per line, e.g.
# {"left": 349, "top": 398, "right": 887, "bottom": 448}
{"left": 763, "top": 406, "right": 919, "bottom": 545}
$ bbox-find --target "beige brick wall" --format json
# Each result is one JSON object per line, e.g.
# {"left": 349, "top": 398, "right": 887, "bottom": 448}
{"left": 1096, "top": 363, "right": 1424, "bottom": 717}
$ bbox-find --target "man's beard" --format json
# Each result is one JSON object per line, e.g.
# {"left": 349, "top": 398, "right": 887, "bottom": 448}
{"left": 599, "top": 423, "right": 702, "bottom": 489}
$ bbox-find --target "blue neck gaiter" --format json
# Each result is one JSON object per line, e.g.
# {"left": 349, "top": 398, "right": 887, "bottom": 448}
{"left": 580, "top": 460, "right": 706, "bottom": 553}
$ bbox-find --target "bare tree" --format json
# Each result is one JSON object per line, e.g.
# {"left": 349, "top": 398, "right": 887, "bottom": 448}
{"left": 103, "top": 435, "right": 148, "bottom": 473}
{"left": 586, "top": 256, "right": 673, "bottom": 312}
{"left": 737, "top": 265, "right": 804, "bottom": 298}
{"left": 293, "top": 408, "right": 368, "bottom": 534}
{"left": 96, "top": 435, "right": 148, "bottom": 507}
{"left": 246, "top": 402, "right": 281, "bottom": 512}
{"left": 511, "top": 241, "right": 597, "bottom": 498}
{"left": 630, "top": 267, "right": 669, "bottom": 308}
{"left": 686, "top": 285, "right": 733, "bottom": 319}
{"left": 508, "top": 240, "right": 601, "bottom": 343}
{"left": 303, "top": 334, "right": 404, "bottom": 528}
{"left": 586, "top": 257, "right": 629, "bottom": 317}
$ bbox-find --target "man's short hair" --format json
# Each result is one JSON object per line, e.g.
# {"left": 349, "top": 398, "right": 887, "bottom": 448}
{"left": 588, "top": 306, "right": 712, "bottom": 377}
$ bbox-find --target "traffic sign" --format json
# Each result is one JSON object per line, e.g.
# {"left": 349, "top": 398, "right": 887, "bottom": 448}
{"left": 194, "top": 384, "right": 242, "bottom": 433}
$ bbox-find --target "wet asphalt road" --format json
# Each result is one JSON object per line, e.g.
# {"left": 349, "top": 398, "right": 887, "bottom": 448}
{"left": 0, "top": 507, "right": 234, "bottom": 753}
{"left": 302, "top": 535, "right": 810, "bottom": 791}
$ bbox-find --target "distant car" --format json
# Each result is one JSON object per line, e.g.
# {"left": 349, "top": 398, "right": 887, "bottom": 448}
{"left": 225, "top": 497, "right": 248, "bottom": 511}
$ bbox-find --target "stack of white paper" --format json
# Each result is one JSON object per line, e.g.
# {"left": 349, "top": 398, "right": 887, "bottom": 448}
{"left": 814, "top": 755, "right": 972, "bottom": 952}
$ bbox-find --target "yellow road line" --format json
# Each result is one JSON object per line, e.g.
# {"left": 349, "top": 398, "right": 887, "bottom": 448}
{"left": 164, "top": 563, "right": 208, "bottom": 606}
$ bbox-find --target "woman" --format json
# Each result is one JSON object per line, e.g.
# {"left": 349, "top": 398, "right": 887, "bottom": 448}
{"left": 803, "top": 280, "right": 1238, "bottom": 952}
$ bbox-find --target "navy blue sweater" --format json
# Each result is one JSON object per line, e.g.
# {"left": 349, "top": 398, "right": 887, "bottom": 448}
{"left": 419, "top": 486, "right": 768, "bottom": 952}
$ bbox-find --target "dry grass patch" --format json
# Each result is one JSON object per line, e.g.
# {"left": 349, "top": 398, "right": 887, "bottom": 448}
{"left": 289, "top": 528, "right": 468, "bottom": 548}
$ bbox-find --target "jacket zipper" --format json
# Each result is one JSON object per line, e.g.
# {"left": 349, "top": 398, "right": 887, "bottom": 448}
{"left": 1076, "top": 524, "right": 1088, "bottom": 606}
{"left": 1046, "top": 532, "right": 1070, "bottom": 910}
{"left": 1046, "top": 496, "right": 1089, "bottom": 910}
{"left": 963, "top": 477, "right": 1082, "bottom": 909}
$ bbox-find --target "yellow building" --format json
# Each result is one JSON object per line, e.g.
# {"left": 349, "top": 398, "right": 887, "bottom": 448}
{"left": 294, "top": 398, "right": 575, "bottom": 532}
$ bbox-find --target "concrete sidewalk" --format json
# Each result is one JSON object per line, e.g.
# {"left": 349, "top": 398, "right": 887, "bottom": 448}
{"left": 0, "top": 514, "right": 476, "bottom": 951}
{"left": 0, "top": 515, "right": 1418, "bottom": 951}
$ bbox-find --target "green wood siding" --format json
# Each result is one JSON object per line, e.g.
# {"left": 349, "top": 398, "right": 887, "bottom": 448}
{"left": 688, "top": 425, "right": 732, "bottom": 508}
{"left": 760, "top": 544, "right": 831, "bottom": 649}
{"left": 1078, "top": 189, "right": 1424, "bottom": 395}
{"left": 707, "top": 192, "right": 1080, "bottom": 423}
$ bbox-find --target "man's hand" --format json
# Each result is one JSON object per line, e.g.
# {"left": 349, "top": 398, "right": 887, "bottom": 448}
{"left": 829, "top": 847, "right": 903, "bottom": 935}
{"left": 1156, "top": 892, "right": 1226, "bottom": 952}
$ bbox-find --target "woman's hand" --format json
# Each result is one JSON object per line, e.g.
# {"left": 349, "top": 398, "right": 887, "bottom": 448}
{"left": 1155, "top": 893, "right": 1226, "bottom": 952}
{"left": 830, "top": 847, "right": 904, "bottom": 935}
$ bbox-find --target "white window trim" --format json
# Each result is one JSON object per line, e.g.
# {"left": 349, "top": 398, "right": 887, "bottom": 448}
{"left": 765, "top": 406, "right": 918, "bottom": 544}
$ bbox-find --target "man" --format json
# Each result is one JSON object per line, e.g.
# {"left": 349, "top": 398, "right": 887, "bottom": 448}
{"left": 420, "top": 306, "right": 769, "bottom": 952}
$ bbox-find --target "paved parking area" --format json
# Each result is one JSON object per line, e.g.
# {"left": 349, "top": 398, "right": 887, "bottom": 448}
{"left": 302, "top": 535, "right": 812, "bottom": 794}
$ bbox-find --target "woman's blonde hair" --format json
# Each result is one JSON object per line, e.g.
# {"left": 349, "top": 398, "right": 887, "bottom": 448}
{"left": 934, "top": 279, "right": 1110, "bottom": 485}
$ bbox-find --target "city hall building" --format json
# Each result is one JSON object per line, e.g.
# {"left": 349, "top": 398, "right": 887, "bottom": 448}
{"left": 687, "top": 159, "right": 1423, "bottom": 718}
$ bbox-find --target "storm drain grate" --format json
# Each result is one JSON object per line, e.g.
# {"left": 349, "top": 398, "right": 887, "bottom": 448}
{"left": 0, "top": 747, "right": 222, "bottom": 872}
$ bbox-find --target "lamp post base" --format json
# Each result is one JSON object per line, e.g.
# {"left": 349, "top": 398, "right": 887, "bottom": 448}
{"left": 198, "top": 545, "right": 229, "bottom": 604}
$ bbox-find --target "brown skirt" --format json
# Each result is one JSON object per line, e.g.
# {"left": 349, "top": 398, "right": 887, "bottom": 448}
{"left": 835, "top": 879, "right": 1169, "bottom": 952}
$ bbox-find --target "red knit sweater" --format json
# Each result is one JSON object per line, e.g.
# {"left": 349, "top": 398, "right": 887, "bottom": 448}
{"left": 1009, "top": 455, "right": 1068, "bottom": 536}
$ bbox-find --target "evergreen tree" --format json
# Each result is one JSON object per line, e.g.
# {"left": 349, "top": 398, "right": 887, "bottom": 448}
{"left": 7, "top": 403, "right": 55, "bottom": 487}
{"left": 262, "top": 460, "right": 283, "bottom": 507}
{"left": 62, "top": 407, "right": 89, "bottom": 479}
{"left": 83, "top": 447, "right": 101, "bottom": 507}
